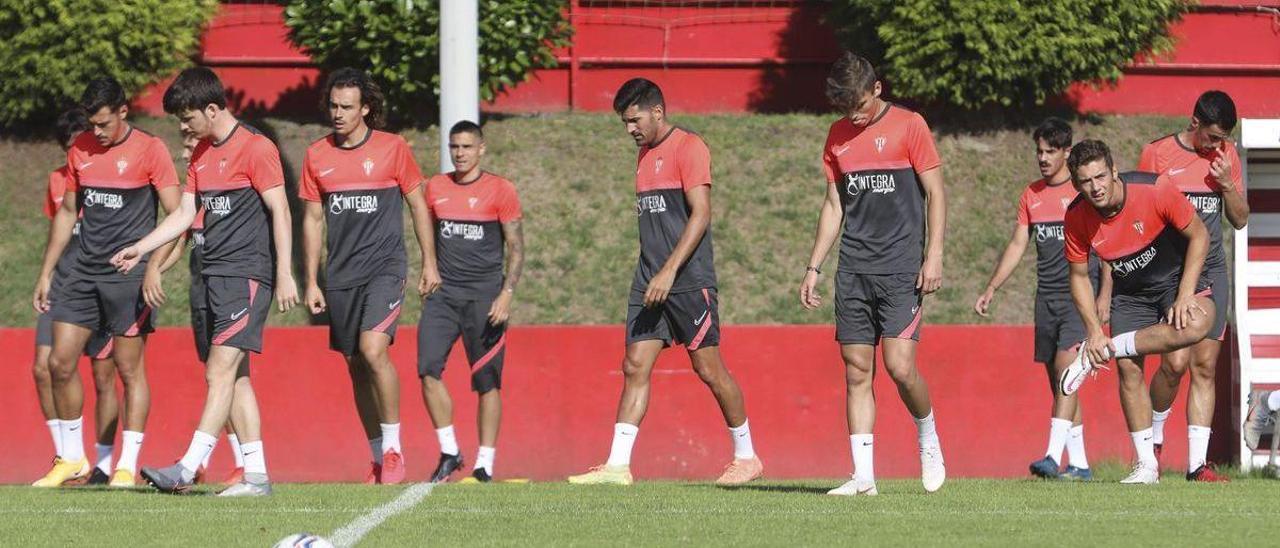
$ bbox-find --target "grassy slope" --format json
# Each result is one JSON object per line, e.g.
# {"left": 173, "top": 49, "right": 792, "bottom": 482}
{"left": 0, "top": 113, "right": 1182, "bottom": 327}
{"left": 1, "top": 475, "right": 1278, "bottom": 546}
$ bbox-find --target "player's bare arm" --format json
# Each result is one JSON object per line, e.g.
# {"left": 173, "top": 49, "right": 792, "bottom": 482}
{"left": 111, "top": 192, "right": 198, "bottom": 273}
{"left": 301, "top": 200, "right": 327, "bottom": 314}
{"left": 1096, "top": 262, "right": 1113, "bottom": 325}
{"left": 1167, "top": 215, "right": 1210, "bottom": 331}
{"left": 33, "top": 190, "right": 79, "bottom": 312}
{"left": 1212, "top": 152, "right": 1249, "bottom": 229}
{"left": 975, "top": 222, "right": 1029, "bottom": 317}
{"left": 141, "top": 185, "right": 184, "bottom": 309}
{"left": 644, "top": 183, "right": 711, "bottom": 307}
{"left": 262, "top": 185, "right": 299, "bottom": 312}
{"left": 404, "top": 186, "right": 442, "bottom": 297}
{"left": 800, "top": 182, "right": 842, "bottom": 309}
{"left": 918, "top": 166, "right": 946, "bottom": 293}
{"left": 488, "top": 219, "right": 523, "bottom": 325}
{"left": 1070, "top": 260, "right": 1113, "bottom": 367}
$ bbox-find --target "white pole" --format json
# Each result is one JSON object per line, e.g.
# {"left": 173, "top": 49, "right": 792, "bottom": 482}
{"left": 439, "top": 0, "right": 480, "bottom": 172}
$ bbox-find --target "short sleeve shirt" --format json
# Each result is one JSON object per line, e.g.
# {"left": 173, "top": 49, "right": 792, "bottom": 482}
{"left": 632, "top": 127, "right": 717, "bottom": 294}
{"left": 1064, "top": 172, "right": 1198, "bottom": 298}
{"left": 65, "top": 127, "right": 179, "bottom": 280}
{"left": 46, "top": 165, "right": 82, "bottom": 276}
{"left": 425, "top": 171, "right": 521, "bottom": 297}
{"left": 823, "top": 104, "right": 941, "bottom": 274}
{"left": 299, "top": 130, "right": 424, "bottom": 289}
{"left": 1016, "top": 178, "right": 1099, "bottom": 298}
{"left": 1137, "top": 135, "right": 1242, "bottom": 272}
{"left": 185, "top": 124, "right": 285, "bottom": 283}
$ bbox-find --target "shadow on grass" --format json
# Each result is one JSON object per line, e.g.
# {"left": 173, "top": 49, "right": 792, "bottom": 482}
{"left": 682, "top": 483, "right": 831, "bottom": 495}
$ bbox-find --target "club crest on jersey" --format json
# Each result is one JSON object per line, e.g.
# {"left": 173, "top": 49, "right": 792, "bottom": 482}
{"left": 116, "top": 157, "right": 128, "bottom": 175}
{"left": 654, "top": 157, "right": 664, "bottom": 174}
{"left": 1061, "top": 197, "right": 1072, "bottom": 210}
{"left": 1133, "top": 221, "right": 1144, "bottom": 236}
{"left": 468, "top": 197, "right": 479, "bottom": 209}
{"left": 874, "top": 136, "right": 887, "bottom": 153}
{"left": 218, "top": 158, "right": 228, "bottom": 174}
{"left": 363, "top": 158, "right": 375, "bottom": 176}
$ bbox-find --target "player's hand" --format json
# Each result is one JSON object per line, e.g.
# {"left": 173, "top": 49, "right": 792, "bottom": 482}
{"left": 111, "top": 244, "right": 143, "bottom": 274}
{"left": 33, "top": 275, "right": 52, "bottom": 313}
{"left": 917, "top": 255, "right": 943, "bottom": 294}
{"left": 142, "top": 268, "right": 167, "bottom": 309}
{"left": 305, "top": 284, "right": 326, "bottom": 315}
{"left": 276, "top": 274, "right": 300, "bottom": 312}
{"left": 1209, "top": 152, "right": 1233, "bottom": 192}
{"left": 1096, "top": 295, "right": 1111, "bottom": 325}
{"left": 973, "top": 288, "right": 995, "bottom": 317}
{"left": 488, "top": 290, "right": 513, "bottom": 325}
{"left": 1084, "top": 331, "right": 1115, "bottom": 368}
{"left": 1167, "top": 293, "right": 1206, "bottom": 331}
{"left": 643, "top": 268, "right": 676, "bottom": 307}
{"left": 419, "top": 263, "right": 442, "bottom": 297}
{"left": 799, "top": 270, "right": 822, "bottom": 309}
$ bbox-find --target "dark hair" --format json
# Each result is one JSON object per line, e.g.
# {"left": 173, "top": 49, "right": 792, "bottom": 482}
{"left": 1193, "top": 90, "right": 1237, "bottom": 131}
{"left": 612, "top": 78, "right": 665, "bottom": 115}
{"left": 322, "top": 67, "right": 386, "bottom": 129}
{"left": 55, "top": 108, "right": 89, "bottom": 144}
{"left": 449, "top": 120, "right": 483, "bottom": 140}
{"left": 826, "top": 51, "right": 877, "bottom": 112}
{"left": 79, "top": 77, "right": 127, "bottom": 114}
{"left": 162, "top": 67, "right": 227, "bottom": 115}
{"left": 1067, "top": 139, "right": 1114, "bottom": 180}
{"left": 1032, "top": 117, "right": 1072, "bottom": 149}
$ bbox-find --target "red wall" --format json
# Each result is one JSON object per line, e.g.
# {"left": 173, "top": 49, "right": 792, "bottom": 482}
{"left": 135, "top": 2, "right": 1280, "bottom": 119}
{"left": 1, "top": 325, "right": 1232, "bottom": 484}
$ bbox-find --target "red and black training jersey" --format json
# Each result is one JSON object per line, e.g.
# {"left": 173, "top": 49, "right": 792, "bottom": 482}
{"left": 45, "top": 165, "right": 82, "bottom": 276}
{"left": 1138, "top": 135, "right": 1242, "bottom": 272}
{"left": 633, "top": 127, "right": 716, "bottom": 294}
{"left": 65, "top": 127, "right": 179, "bottom": 280}
{"left": 185, "top": 123, "right": 285, "bottom": 284}
{"left": 1065, "top": 172, "right": 1199, "bottom": 298}
{"left": 1016, "top": 178, "right": 1099, "bottom": 298}
{"left": 425, "top": 171, "right": 521, "bottom": 296}
{"left": 823, "top": 104, "right": 942, "bottom": 275}
{"left": 300, "top": 130, "right": 424, "bottom": 289}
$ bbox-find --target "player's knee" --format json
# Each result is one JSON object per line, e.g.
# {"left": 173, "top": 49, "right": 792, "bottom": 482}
{"left": 357, "top": 340, "right": 389, "bottom": 366}
{"left": 32, "top": 360, "right": 52, "bottom": 386}
{"left": 1189, "top": 356, "right": 1217, "bottom": 382}
{"left": 91, "top": 367, "right": 115, "bottom": 390}
{"left": 1116, "top": 359, "right": 1144, "bottom": 383}
{"left": 883, "top": 360, "right": 916, "bottom": 386}
{"left": 420, "top": 374, "right": 445, "bottom": 391}
{"left": 1161, "top": 353, "right": 1191, "bottom": 377}
{"left": 690, "top": 358, "right": 723, "bottom": 385}
{"left": 621, "top": 354, "right": 649, "bottom": 381}
{"left": 47, "top": 353, "right": 78, "bottom": 382}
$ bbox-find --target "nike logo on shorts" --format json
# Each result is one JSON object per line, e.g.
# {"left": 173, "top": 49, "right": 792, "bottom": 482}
{"left": 230, "top": 307, "right": 249, "bottom": 320}
{"left": 388, "top": 299, "right": 402, "bottom": 310}
{"left": 694, "top": 309, "right": 710, "bottom": 326}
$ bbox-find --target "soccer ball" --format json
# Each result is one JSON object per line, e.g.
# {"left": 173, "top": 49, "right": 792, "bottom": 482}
{"left": 273, "top": 533, "right": 335, "bottom": 548}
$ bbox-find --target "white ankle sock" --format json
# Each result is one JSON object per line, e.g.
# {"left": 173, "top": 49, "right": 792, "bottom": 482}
{"left": 729, "top": 419, "right": 755, "bottom": 459}
{"left": 1131, "top": 428, "right": 1157, "bottom": 468}
{"left": 475, "top": 446, "right": 496, "bottom": 475}
{"left": 606, "top": 423, "right": 639, "bottom": 466}
{"left": 369, "top": 437, "right": 384, "bottom": 465}
{"left": 118, "top": 430, "right": 143, "bottom": 472}
{"left": 1151, "top": 408, "right": 1171, "bottom": 445}
{"left": 915, "top": 410, "right": 940, "bottom": 449}
{"left": 240, "top": 440, "right": 267, "bottom": 476}
{"left": 436, "top": 425, "right": 459, "bottom": 456}
{"left": 1045, "top": 418, "right": 1071, "bottom": 463}
{"left": 227, "top": 434, "right": 244, "bottom": 468}
{"left": 380, "top": 423, "right": 401, "bottom": 454}
{"left": 850, "top": 434, "right": 874, "bottom": 483}
{"left": 1066, "top": 425, "right": 1089, "bottom": 469}
{"left": 179, "top": 431, "right": 218, "bottom": 479}
{"left": 1112, "top": 331, "right": 1138, "bottom": 358}
{"left": 46, "top": 420, "right": 62, "bottom": 456}
{"left": 59, "top": 417, "right": 85, "bottom": 462}
{"left": 1188, "top": 426, "right": 1211, "bottom": 471}
{"left": 94, "top": 443, "right": 114, "bottom": 474}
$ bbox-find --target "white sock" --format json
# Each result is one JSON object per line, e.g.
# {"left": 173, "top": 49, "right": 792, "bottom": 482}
{"left": 915, "top": 410, "right": 940, "bottom": 449}
{"left": 1112, "top": 331, "right": 1138, "bottom": 358}
{"left": 117, "top": 430, "right": 144, "bottom": 472}
{"left": 1131, "top": 428, "right": 1157, "bottom": 468}
{"left": 1066, "top": 425, "right": 1089, "bottom": 469}
{"left": 850, "top": 434, "right": 875, "bottom": 483}
{"left": 436, "top": 425, "right": 459, "bottom": 456}
{"left": 179, "top": 431, "right": 218, "bottom": 480}
{"left": 94, "top": 443, "right": 114, "bottom": 474}
{"left": 201, "top": 436, "right": 215, "bottom": 470}
{"left": 1045, "top": 418, "right": 1071, "bottom": 463}
{"left": 369, "top": 437, "right": 384, "bottom": 465}
{"left": 475, "top": 446, "right": 496, "bottom": 475}
{"left": 59, "top": 417, "right": 85, "bottom": 462}
{"left": 1151, "top": 408, "right": 1171, "bottom": 445}
{"left": 46, "top": 419, "right": 62, "bottom": 457}
{"left": 1268, "top": 391, "right": 1280, "bottom": 411}
{"left": 1188, "top": 425, "right": 1211, "bottom": 471}
{"left": 240, "top": 440, "right": 267, "bottom": 476}
{"left": 728, "top": 419, "right": 756, "bottom": 459}
{"left": 227, "top": 434, "right": 244, "bottom": 468}
{"left": 380, "top": 423, "right": 401, "bottom": 454}
{"left": 606, "top": 423, "right": 639, "bottom": 466}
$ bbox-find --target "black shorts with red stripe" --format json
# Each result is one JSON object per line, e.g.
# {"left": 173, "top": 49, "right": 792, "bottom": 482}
{"left": 49, "top": 277, "right": 153, "bottom": 338}
{"left": 1111, "top": 280, "right": 1213, "bottom": 337}
{"left": 625, "top": 287, "right": 721, "bottom": 351}
{"left": 198, "top": 276, "right": 272, "bottom": 354}
{"left": 417, "top": 286, "right": 507, "bottom": 393}
{"left": 36, "top": 308, "right": 114, "bottom": 359}
{"left": 325, "top": 274, "right": 404, "bottom": 357}
{"left": 834, "top": 271, "right": 923, "bottom": 345}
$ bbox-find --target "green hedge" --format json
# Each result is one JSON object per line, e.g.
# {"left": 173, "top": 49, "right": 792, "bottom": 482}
{"left": 0, "top": 0, "right": 217, "bottom": 127}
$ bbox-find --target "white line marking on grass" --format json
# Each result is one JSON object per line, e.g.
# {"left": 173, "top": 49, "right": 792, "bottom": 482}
{"left": 329, "top": 482, "right": 435, "bottom": 548}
